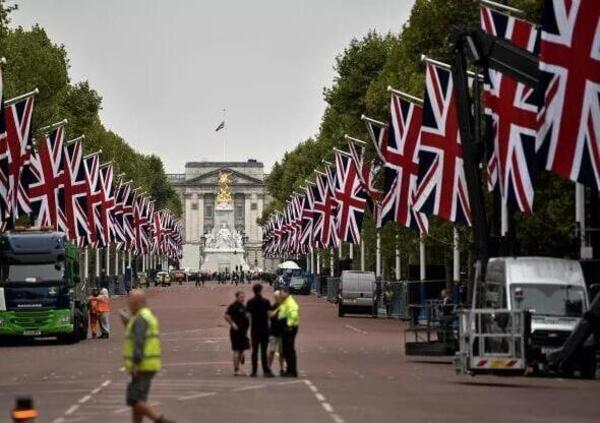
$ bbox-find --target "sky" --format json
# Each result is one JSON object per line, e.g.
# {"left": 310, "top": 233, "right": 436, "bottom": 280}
{"left": 10, "top": 0, "right": 415, "bottom": 173}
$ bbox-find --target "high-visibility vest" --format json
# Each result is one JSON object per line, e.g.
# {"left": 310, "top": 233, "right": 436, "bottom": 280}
{"left": 278, "top": 296, "right": 300, "bottom": 327}
{"left": 122, "top": 307, "right": 161, "bottom": 372}
{"left": 97, "top": 297, "right": 110, "bottom": 313}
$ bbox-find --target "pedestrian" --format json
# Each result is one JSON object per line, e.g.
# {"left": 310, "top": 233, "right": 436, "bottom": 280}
{"left": 383, "top": 282, "right": 394, "bottom": 318}
{"left": 97, "top": 288, "right": 111, "bottom": 339}
{"left": 224, "top": 291, "right": 250, "bottom": 376}
{"left": 246, "top": 283, "right": 274, "bottom": 378}
{"left": 268, "top": 290, "right": 286, "bottom": 375}
{"left": 87, "top": 288, "right": 100, "bottom": 338}
{"left": 120, "top": 290, "right": 175, "bottom": 423}
{"left": 278, "top": 287, "right": 299, "bottom": 377}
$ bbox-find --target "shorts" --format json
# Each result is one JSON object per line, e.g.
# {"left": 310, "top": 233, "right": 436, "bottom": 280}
{"left": 230, "top": 330, "right": 249, "bottom": 352}
{"left": 126, "top": 372, "right": 155, "bottom": 406}
{"left": 268, "top": 336, "right": 282, "bottom": 354}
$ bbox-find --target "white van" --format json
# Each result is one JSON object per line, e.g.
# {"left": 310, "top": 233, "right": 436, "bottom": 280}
{"left": 484, "top": 257, "right": 590, "bottom": 352}
{"left": 338, "top": 271, "right": 377, "bottom": 317}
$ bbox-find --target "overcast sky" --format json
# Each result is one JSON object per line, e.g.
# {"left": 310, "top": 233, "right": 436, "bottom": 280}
{"left": 10, "top": 0, "right": 414, "bottom": 173}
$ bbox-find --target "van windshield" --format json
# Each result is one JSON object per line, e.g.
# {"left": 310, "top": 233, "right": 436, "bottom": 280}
{"left": 510, "top": 284, "right": 587, "bottom": 317}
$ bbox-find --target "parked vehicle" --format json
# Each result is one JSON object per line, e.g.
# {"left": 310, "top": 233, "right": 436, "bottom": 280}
{"left": 0, "top": 229, "right": 88, "bottom": 343}
{"left": 288, "top": 276, "right": 310, "bottom": 295}
{"left": 137, "top": 272, "right": 149, "bottom": 288}
{"left": 171, "top": 270, "right": 186, "bottom": 284}
{"left": 337, "top": 271, "right": 377, "bottom": 318}
{"left": 156, "top": 271, "right": 171, "bottom": 287}
{"left": 457, "top": 256, "right": 597, "bottom": 378}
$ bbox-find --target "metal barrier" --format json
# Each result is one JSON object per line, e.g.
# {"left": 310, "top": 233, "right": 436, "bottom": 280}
{"left": 404, "top": 300, "right": 459, "bottom": 356}
{"left": 455, "top": 309, "right": 528, "bottom": 375}
{"left": 376, "top": 281, "right": 409, "bottom": 318}
{"left": 326, "top": 277, "right": 340, "bottom": 302}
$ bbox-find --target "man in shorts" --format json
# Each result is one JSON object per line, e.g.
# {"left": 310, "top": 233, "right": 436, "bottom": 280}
{"left": 121, "top": 290, "right": 174, "bottom": 423}
{"left": 224, "top": 291, "right": 250, "bottom": 375}
{"left": 268, "top": 290, "right": 286, "bottom": 375}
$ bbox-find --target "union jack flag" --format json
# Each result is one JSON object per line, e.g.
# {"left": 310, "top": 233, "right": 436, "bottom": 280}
{"left": 152, "top": 210, "right": 166, "bottom": 255}
{"left": 379, "top": 92, "right": 429, "bottom": 233}
{"left": 537, "top": 0, "right": 600, "bottom": 189}
{"left": 312, "top": 172, "right": 338, "bottom": 248}
{"left": 414, "top": 61, "right": 472, "bottom": 225}
{"left": 300, "top": 184, "right": 316, "bottom": 250}
{"left": 82, "top": 154, "right": 104, "bottom": 247}
{"left": 334, "top": 151, "right": 367, "bottom": 244}
{"left": 481, "top": 5, "right": 539, "bottom": 214}
{"left": 60, "top": 140, "right": 89, "bottom": 245}
{"left": 2, "top": 92, "right": 35, "bottom": 219}
{"left": 133, "top": 194, "right": 152, "bottom": 254}
{"left": 112, "top": 179, "right": 130, "bottom": 249}
{"left": 0, "top": 67, "right": 6, "bottom": 218}
{"left": 28, "top": 126, "right": 66, "bottom": 229}
{"left": 122, "top": 187, "right": 137, "bottom": 251}
{"left": 346, "top": 138, "right": 383, "bottom": 205}
{"left": 98, "top": 164, "right": 116, "bottom": 246}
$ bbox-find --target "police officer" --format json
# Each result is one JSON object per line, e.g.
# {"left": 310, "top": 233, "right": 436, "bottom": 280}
{"left": 278, "top": 287, "right": 300, "bottom": 377}
{"left": 121, "top": 290, "right": 175, "bottom": 423}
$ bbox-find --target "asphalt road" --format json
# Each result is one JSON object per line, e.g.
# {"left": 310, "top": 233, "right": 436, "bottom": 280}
{"left": 0, "top": 282, "right": 599, "bottom": 423}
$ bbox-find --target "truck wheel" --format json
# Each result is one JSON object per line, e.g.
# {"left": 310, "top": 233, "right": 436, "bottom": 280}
{"left": 338, "top": 305, "right": 345, "bottom": 317}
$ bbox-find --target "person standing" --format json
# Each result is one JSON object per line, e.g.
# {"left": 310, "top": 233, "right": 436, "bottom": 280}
{"left": 224, "top": 291, "right": 250, "bottom": 376}
{"left": 268, "top": 290, "right": 286, "bottom": 375}
{"left": 246, "top": 284, "right": 274, "bottom": 378}
{"left": 97, "top": 288, "right": 111, "bottom": 339}
{"left": 87, "top": 288, "right": 100, "bottom": 338}
{"left": 278, "top": 287, "right": 300, "bottom": 377}
{"left": 121, "top": 290, "right": 174, "bottom": 423}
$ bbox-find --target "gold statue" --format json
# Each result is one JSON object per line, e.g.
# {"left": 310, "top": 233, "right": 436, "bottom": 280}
{"left": 216, "top": 171, "right": 233, "bottom": 206}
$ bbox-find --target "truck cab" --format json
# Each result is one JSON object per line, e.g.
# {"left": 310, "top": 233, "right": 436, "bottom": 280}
{"left": 0, "top": 229, "right": 88, "bottom": 342}
{"left": 485, "top": 257, "right": 590, "bottom": 352}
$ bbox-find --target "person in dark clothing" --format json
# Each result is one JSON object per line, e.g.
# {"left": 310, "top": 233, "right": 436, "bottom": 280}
{"left": 246, "top": 284, "right": 273, "bottom": 377}
{"left": 224, "top": 291, "right": 250, "bottom": 376}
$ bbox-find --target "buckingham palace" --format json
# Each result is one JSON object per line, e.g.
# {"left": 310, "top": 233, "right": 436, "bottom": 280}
{"left": 168, "top": 159, "right": 273, "bottom": 271}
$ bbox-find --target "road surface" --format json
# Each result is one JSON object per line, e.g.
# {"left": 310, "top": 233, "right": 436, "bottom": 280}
{"left": 0, "top": 282, "right": 598, "bottom": 422}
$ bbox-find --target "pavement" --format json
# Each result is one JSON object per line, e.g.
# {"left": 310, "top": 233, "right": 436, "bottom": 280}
{"left": 0, "top": 281, "right": 599, "bottom": 423}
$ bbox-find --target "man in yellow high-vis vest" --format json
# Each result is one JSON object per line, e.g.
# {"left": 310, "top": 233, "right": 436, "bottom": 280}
{"left": 121, "top": 290, "right": 174, "bottom": 423}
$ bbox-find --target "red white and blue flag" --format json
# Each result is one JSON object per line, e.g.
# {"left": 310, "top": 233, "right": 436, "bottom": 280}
{"left": 537, "top": 0, "right": 600, "bottom": 189}
{"left": 98, "top": 164, "right": 116, "bottom": 246}
{"left": 481, "top": 4, "right": 539, "bottom": 214}
{"left": 334, "top": 151, "right": 367, "bottom": 244}
{"left": 379, "top": 92, "right": 428, "bottom": 233}
{"left": 28, "top": 126, "right": 66, "bottom": 229}
{"left": 2, "top": 92, "right": 35, "bottom": 219}
{"left": 60, "top": 140, "right": 90, "bottom": 245}
{"left": 414, "top": 61, "right": 472, "bottom": 225}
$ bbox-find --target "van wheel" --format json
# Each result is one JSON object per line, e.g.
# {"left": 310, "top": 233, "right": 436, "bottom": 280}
{"left": 338, "top": 305, "right": 345, "bottom": 317}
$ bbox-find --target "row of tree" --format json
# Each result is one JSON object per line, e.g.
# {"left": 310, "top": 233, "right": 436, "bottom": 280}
{"left": 261, "top": 0, "right": 581, "bottom": 281}
{"left": 0, "top": 1, "right": 181, "bottom": 217}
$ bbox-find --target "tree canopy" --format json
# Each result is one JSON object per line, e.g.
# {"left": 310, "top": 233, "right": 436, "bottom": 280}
{"left": 262, "top": 0, "right": 579, "bottom": 279}
{"left": 0, "top": 2, "right": 182, "bottom": 216}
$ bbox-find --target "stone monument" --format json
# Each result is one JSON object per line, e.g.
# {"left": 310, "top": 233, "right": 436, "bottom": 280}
{"left": 200, "top": 172, "right": 249, "bottom": 273}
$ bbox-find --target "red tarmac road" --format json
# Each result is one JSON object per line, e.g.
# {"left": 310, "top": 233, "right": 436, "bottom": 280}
{"left": 0, "top": 282, "right": 599, "bottom": 423}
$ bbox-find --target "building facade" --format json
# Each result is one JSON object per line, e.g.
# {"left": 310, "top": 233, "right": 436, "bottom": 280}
{"left": 168, "top": 160, "right": 270, "bottom": 270}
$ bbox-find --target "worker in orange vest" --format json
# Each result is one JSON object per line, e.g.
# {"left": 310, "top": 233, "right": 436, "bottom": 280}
{"left": 97, "top": 288, "right": 111, "bottom": 339}
{"left": 87, "top": 288, "right": 100, "bottom": 338}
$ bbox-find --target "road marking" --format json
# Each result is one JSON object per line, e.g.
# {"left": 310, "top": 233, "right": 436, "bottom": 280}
{"left": 178, "top": 392, "right": 217, "bottom": 401}
{"left": 344, "top": 324, "right": 368, "bottom": 334}
{"left": 78, "top": 395, "right": 91, "bottom": 404}
{"left": 51, "top": 379, "right": 112, "bottom": 423}
{"left": 65, "top": 405, "right": 80, "bottom": 415}
{"left": 232, "top": 384, "right": 266, "bottom": 392}
{"left": 303, "top": 379, "right": 345, "bottom": 423}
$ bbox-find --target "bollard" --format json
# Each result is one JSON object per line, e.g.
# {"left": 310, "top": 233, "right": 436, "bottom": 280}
{"left": 11, "top": 397, "right": 38, "bottom": 422}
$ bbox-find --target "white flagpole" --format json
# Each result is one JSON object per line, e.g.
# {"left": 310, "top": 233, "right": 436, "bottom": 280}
{"left": 84, "top": 247, "right": 89, "bottom": 283}
{"left": 329, "top": 248, "right": 334, "bottom": 277}
{"left": 395, "top": 234, "right": 401, "bottom": 281}
{"left": 376, "top": 231, "right": 381, "bottom": 278}
{"left": 419, "top": 235, "right": 426, "bottom": 281}
{"left": 360, "top": 239, "right": 365, "bottom": 272}
{"left": 453, "top": 228, "right": 460, "bottom": 283}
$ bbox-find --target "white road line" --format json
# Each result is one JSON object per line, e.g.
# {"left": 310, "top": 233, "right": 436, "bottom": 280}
{"left": 177, "top": 392, "right": 217, "bottom": 401}
{"left": 232, "top": 384, "right": 265, "bottom": 392}
{"left": 322, "top": 402, "right": 334, "bottom": 413}
{"left": 302, "top": 379, "right": 345, "bottom": 423}
{"left": 65, "top": 405, "right": 80, "bottom": 415}
{"left": 78, "top": 395, "right": 91, "bottom": 404}
{"left": 344, "top": 324, "right": 368, "bottom": 334}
